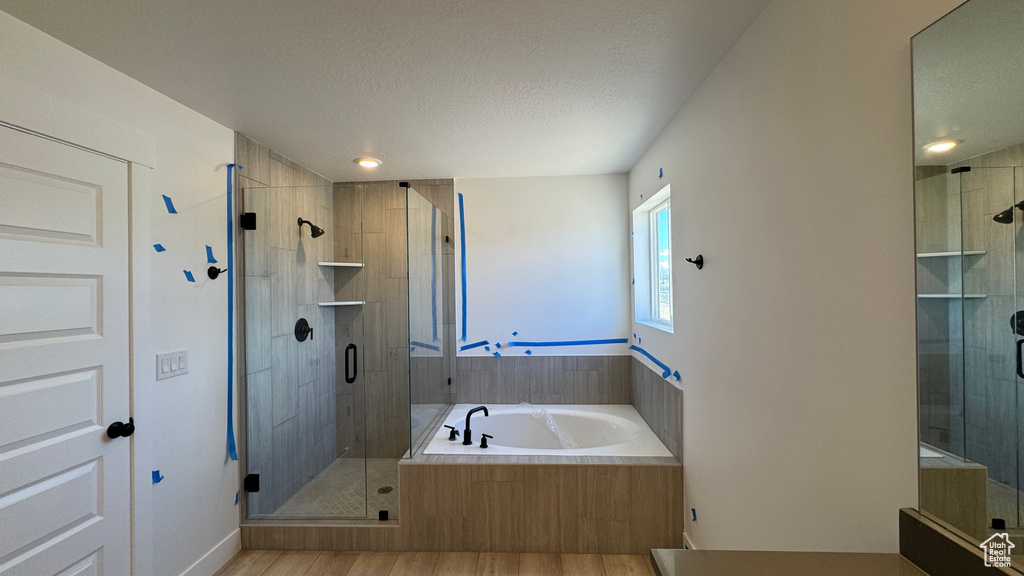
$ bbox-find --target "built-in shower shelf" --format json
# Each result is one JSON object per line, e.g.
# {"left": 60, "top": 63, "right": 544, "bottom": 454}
{"left": 318, "top": 261, "right": 364, "bottom": 268}
{"left": 917, "top": 294, "right": 987, "bottom": 299}
{"left": 317, "top": 301, "right": 365, "bottom": 307}
{"left": 916, "top": 251, "right": 986, "bottom": 258}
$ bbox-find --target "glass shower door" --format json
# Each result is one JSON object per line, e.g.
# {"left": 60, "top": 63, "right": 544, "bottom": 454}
{"left": 241, "top": 184, "right": 369, "bottom": 519}
{"left": 959, "top": 167, "right": 1020, "bottom": 528}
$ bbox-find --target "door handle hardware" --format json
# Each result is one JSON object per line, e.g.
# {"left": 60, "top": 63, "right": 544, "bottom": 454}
{"left": 345, "top": 343, "right": 358, "bottom": 383}
{"left": 106, "top": 418, "right": 135, "bottom": 439}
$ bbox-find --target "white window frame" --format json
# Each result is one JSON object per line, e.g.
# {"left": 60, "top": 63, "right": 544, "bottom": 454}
{"left": 649, "top": 198, "right": 672, "bottom": 326}
{"left": 631, "top": 184, "right": 673, "bottom": 333}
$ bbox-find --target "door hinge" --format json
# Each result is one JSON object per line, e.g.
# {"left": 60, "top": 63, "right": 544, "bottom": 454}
{"left": 447, "top": 377, "right": 451, "bottom": 386}
{"left": 240, "top": 212, "right": 257, "bottom": 230}
{"left": 243, "top": 473, "right": 260, "bottom": 493}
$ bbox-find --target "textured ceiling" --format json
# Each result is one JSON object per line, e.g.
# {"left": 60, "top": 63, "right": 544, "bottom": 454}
{"left": 913, "top": 0, "right": 1024, "bottom": 165}
{"left": 0, "top": 0, "right": 770, "bottom": 181}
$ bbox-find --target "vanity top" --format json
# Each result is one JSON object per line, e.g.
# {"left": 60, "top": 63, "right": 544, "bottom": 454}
{"left": 651, "top": 549, "right": 927, "bottom": 576}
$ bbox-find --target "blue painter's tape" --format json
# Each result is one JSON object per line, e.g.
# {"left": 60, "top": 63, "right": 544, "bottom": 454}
{"left": 162, "top": 195, "right": 178, "bottom": 214}
{"left": 691, "top": 508, "right": 697, "bottom": 522}
{"left": 183, "top": 270, "right": 195, "bottom": 283}
{"left": 226, "top": 164, "right": 242, "bottom": 462}
{"left": 512, "top": 331, "right": 518, "bottom": 336}
{"left": 235, "top": 492, "right": 240, "bottom": 505}
{"left": 630, "top": 345, "right": 671, "bottom": 378}
{"left": 206, "top": 245, "right": 217, "bottom": 264}
{"left": 525, "top": 350, "right": 532, "bottom": 355}
{"left": 659, "top": 167, "right": 663, "bottom": 179}
{"left": 673, "top": 370, "right": 681, "bottom": 382}
{"left": 633, "top": 333, "right": 637, "bottom": 340}
{"left": 632, "top": 278, "right": 635, "bottom": 285}
{"left": 507, "top": 338, "right": 629, "bottom": 348}
{"left": 484, "top": 346, "right": 491, "bottom": 351}
{"left": 153, "top": 243, "right": 166, "bottom": 253}
{"left": 495, "top": 342, "right": 501, "bottom": 349}
{"left": 430, "top": 205, "right": 438, "bottom": 342}
{"left": 493, "top": 352, "right": 501, "bottom": 357}
{"left": 410, "top": 340, "right": 440, "bottom": 352}
{"left": 458, "top": 193, "right": 467, "bottom": 342}
{"left": 152, "top": 470, "right": 164, "bottom": 484}
{"left": 460, "top": 340, "right": 489, "bottom": 352}
{"left": 638, "top": 337, "right": 641, "bottom": 345}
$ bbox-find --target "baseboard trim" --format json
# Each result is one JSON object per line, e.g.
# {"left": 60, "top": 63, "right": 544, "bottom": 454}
{"left": 179, "top": 529, "right": 241, "bottom": 576}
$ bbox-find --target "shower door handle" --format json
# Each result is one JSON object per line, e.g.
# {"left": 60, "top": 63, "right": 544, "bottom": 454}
{"left": 345, "top": 343, "right": 357, "bottom": 384}
{"left": 1017, "top": 340, "right": 1024, "bottom": 379}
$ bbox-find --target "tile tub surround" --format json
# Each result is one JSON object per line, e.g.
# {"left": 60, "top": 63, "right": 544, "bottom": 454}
{"left": 455, "top": 355, "right": 631, "bottom": 405}
{"left": 631, "top": 357, "right": 682, "bottom": 461}
{"left": 424, "top": 404, "right": 673, "bottom": 457}
{"left": 241, "top": 459, "right": 684, "bottom": 554}
{"left": 236, "top": 133, "right": 338, "bottom": 515}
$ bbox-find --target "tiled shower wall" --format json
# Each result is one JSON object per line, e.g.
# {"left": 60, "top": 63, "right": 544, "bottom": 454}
{"left": 917, "top": 143, "right": 1024, "bottom": 486}
{"left": 236, "top": 133, "right": 337, "bottom": 514}
{"left": 915, "top": 166, "right": 961, "bottom": 452}
{"left": 332, "top": 180, "right": 456, "bottom": 458}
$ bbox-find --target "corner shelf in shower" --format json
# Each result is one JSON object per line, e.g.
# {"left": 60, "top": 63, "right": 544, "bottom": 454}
{"left": 916, "top": 251, "right": 986, "bottom": 258}
{"left": 917, "top": 294, "right": 987, "bottom": 299}
{"left": 317, "top": 301, "right": 366, "bottom": 307}
{"left": 317, "top": 261, "right": 364, "bottom": 268}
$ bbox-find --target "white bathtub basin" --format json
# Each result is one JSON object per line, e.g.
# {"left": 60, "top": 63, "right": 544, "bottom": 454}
{"left": 423, "top": 404, "right": 673, "bottom": 457}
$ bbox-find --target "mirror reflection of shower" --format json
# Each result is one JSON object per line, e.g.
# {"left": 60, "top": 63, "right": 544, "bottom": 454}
{"left": 297, "top": 217, "right": 325, "bottom": 238}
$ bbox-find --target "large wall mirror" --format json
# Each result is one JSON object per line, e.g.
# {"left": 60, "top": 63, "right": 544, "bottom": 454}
{"left": 913, "top": 0, "right": 1024, "bottom": 556}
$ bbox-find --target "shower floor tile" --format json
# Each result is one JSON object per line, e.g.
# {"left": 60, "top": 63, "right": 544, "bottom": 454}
{"left": 273, "top": 457, "right": 400, "bottom": 519}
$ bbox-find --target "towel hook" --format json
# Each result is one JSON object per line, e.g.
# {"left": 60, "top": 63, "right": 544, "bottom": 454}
{"left": 685, "top": 255, "right": 704, "bottom": 270}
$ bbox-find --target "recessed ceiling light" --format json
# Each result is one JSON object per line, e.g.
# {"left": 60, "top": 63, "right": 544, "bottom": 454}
{"left": 925, "top": 140, "right": 961, "bottom": 153}
{"left": 354, "top": 157, "right": 382, "bottom": 168}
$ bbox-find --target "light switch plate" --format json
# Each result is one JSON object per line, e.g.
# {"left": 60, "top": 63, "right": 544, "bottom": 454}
{"left": 157, "top": 349, "right": 188, "bottom": 380}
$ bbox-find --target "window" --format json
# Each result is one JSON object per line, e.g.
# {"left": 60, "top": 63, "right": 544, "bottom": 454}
{"left": 650, "top": 198, "right": 672, "bottom": 324}
{"left": 632, "top": 185, "right": 673, "bottom": 332}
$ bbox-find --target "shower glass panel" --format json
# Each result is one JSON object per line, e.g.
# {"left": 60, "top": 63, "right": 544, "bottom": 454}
{"left": 406, "top": 187, "right": 452, "bottom": 448}
{"left": 915, "top": 167, "right": 1022, "bottom": 530}
{"left": 241, "top": 184, "right": 370, "bottom": 520}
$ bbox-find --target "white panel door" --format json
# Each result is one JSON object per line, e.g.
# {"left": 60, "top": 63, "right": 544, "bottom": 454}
{"left": 0, "top": 126, "right": 130, "bottom": 575}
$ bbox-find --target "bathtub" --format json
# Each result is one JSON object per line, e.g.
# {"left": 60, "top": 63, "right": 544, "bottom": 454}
{"left": 423, "top": 404, "right": 673, "bottom": 457}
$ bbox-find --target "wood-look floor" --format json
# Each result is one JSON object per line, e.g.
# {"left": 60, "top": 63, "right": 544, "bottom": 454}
{"left": 215, "top": 550, "right": 657, "bottom": 576}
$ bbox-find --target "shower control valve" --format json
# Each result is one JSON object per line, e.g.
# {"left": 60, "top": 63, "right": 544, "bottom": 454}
{"left": 480, "top": 434, "right": 493, "bottom": 449}
{"left": 444, "top": 425, "right": 460, "bottom": 441}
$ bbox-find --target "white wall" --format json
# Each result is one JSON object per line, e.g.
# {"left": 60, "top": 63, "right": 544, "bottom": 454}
{"left": 455, "top": 175, "right": 630, "bottom": 356}
{"left": 628, "top": 0, "right": 964, "bottom": 553}
{"left": 0, "top": 11, "right": 239, "bottom": 576}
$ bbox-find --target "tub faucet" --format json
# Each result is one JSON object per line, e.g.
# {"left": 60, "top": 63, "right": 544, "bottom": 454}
{"left": 462, "top": 405, "right": 489, "bottom": 446}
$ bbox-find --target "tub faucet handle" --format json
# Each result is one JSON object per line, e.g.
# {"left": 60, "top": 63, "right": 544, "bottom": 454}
{"left": 444, "top": 425, "right": 459, "bottom": 441}
{"left": 480, "top": 434, "right": 493, "bottom": 449}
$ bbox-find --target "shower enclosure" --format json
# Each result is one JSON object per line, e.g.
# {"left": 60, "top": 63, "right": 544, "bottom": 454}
{"left": 239, "top": 182, "right": 451, "bottom": 520}
{"left": 916, "top": 166, "right": 1024, "bottom": 530}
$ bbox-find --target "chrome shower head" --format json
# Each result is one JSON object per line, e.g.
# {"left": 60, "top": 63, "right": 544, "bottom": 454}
{"left": 297, "top": 218, "right": 325, "bottom": 238}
